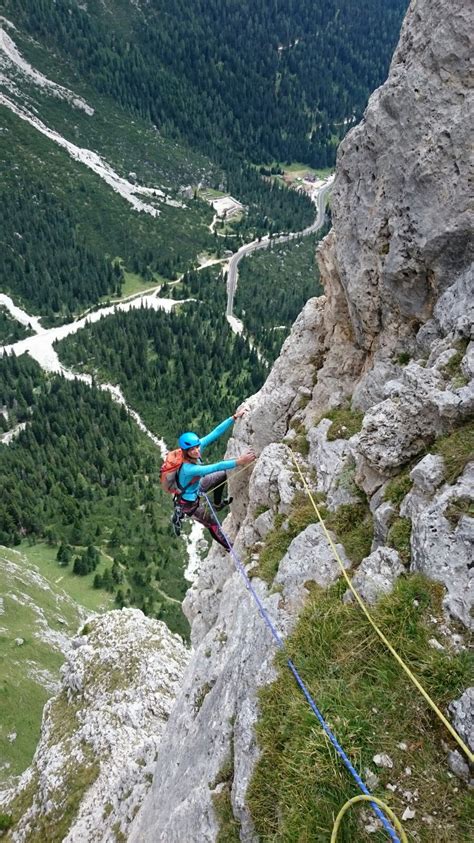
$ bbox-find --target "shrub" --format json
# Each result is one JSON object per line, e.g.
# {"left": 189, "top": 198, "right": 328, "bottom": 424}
{"left": 0, "top": 814, "right": 13, "bottom": 832}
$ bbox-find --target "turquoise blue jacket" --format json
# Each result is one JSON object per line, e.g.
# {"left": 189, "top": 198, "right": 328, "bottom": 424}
{"left": 178, "top": 417, "right": 237, "bottom": 501}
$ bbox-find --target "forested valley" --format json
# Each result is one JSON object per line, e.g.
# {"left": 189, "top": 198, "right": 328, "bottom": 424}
{"left": 0, "top": 354, "right": 191, "bottom": 637}
{"left": 4, "top": 0, "right": 409, "bottom": 167}
{"left": 0, "top": 179, "right": 122, "bottom": 321}
{"left": 0, "top": 308, "right": 32, "bottom": 346}
{"left": 235, "top": 225, "right": 329, "bottom": 361}
{"left": 166, "top": 229, "right": 328, "bottom": 364}
{"left": 0, "top": 0, "right": 409, "bottom": 643}
{"left": 56, "top": 285, "right": 267, "bottom": 447}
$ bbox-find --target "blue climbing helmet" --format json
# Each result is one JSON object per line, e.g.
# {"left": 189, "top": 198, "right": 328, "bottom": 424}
{"left": 178, "top": 431, "right": 201, "bottom": 450}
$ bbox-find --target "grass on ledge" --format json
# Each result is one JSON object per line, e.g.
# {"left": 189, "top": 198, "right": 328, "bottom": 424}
{"left": 432, "top": 419, "right": 474, "bottom": 484}
{"left": 384, "top": 470, "right": 413, "bottom": 506}
{"left": 252, "top": 491, "right": 373, "bottom": 584}
{"left": 325, "top": 501, "right": 373, "bottom": 564}
{"left": 324, "top": 407, "right": 364, "bottom": 441}
{"left": 387, "top": 517, "right": 412, "bottom": 564}
{"left": 247, "top": 575, "right": 473, "bottom": 843}
{"left": 212, "top": 749, "right": 241, "bottom": 843}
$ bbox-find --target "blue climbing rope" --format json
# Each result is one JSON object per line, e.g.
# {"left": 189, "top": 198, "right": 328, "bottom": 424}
{"left": 202, "top": 491, "right": 401, "bottom": 842}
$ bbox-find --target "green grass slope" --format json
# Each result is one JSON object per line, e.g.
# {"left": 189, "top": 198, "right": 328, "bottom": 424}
{"left": 248, "top": 576, "right": 473, "bottom": 842}
{"left": 0, "top": 546, "right": 87, "bottom": 786}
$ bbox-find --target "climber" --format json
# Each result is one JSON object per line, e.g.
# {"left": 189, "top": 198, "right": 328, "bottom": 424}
{"left": 170, "top": 409, "right": 256, "bottom": 550}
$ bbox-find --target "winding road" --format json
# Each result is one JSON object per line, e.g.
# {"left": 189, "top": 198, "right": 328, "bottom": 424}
{"left": 225, "top": 176, "right": 334, "bottom": 320}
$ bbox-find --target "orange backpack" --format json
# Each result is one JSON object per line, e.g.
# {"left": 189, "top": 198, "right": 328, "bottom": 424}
{"left": 160, "top": 449, "right": 189, "bottom": 495}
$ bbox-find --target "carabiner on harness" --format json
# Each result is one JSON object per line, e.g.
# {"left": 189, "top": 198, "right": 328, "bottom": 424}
{"left": 171, "top": 501, "right": 184, "bottom": 537}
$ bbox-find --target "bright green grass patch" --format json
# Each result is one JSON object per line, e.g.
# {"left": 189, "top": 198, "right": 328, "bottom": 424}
{"left": 119, "top": 271, "right": 160, "bottom": 298}
{"left": 213, "top": 786, "right": 241, "bottom": 843}
{"left": 248, "top": 575, "right": 473, "bottom": 842}
{"left": 268, "top": 161, "right": 334, "bottom": 179}
{"left": 20, "top": 543, "right": 114, "bottom": 614}
{"left": 387, "top": 518, "right": 412, "bottom": 564}
{"left": 325, "top": 501, "right": 373, "bottom": 564}
{"left": 324, "top": 407, "right": 365, "bottom": 441}
{"left": 0, "top": 547, "right": 85, "bottom": 784}
{"left": 199, "top": 188, "right": 228, "bottom": 200}
{"left": 0, "top": 813, "right": 13, "bottom": 831}
{"left": 432, "top": 419, "right": 474, "bottom": 484}
{"left": 384, "top": 470, "right": 413, "bottom": 506}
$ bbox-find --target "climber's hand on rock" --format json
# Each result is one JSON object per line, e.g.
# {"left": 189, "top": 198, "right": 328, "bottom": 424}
{"left": 237, "top": 450, "right": 256, "bottom": 467}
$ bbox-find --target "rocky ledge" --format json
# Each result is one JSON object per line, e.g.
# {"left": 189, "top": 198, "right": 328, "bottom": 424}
{"left": 0, "top": 610, "right": 189, "bottom": 842}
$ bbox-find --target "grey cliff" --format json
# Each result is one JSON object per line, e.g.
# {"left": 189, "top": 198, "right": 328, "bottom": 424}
{"left": 131, "top": 2, "right": 473, "bottom": 839}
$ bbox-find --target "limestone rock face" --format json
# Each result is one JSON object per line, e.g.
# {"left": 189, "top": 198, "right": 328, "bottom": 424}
{"left": 1, "top": 611, "right": 189, "bottom": 843}
{"left": 344, "top": 548, "right": 405, "bottom": 606}
{"left": 275, "top": 524, "right": 351, "bottom": 612}
{"left": 129, "top": 2, "right": 473, "bottom": 839}
{"left": 322, "top": 0, "right": 473, "bottom": 356}
{"left": 411, "top": 464, "right": 474, "bottom": 628}
{"left": 307, "top": 419, "right": 360, "bottom": 510}
{"left": 129, "top": 568, "right": 283, "bottom": 843}
{"left": 410, "top": 454, "right": 446, "bottom": 496}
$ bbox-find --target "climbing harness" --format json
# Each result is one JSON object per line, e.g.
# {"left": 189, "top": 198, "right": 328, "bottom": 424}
{"left": 169, "top": 465, "right": 243, "bottom": 538}
{"left": 290, "top": 450, "right": 473, "bottom": 765}
{"left": 202, "top": 490, "right": 403, "bottom": 842}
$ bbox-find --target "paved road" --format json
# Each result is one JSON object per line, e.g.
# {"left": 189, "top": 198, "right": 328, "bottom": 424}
{"left": 226, "top": 177, "right": 334, "bottom": 317}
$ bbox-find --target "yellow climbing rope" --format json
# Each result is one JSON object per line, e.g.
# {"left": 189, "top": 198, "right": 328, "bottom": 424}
{"left": 291, "top": 450, "right": 473, "bottom": 764}
{"left": 331, "top": 795, "right": 408, "bottom": 843}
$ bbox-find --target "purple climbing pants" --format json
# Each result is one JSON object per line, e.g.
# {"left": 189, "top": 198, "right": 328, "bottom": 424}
{"left": 178, "top": 471, "right": 231, "bottom": 552}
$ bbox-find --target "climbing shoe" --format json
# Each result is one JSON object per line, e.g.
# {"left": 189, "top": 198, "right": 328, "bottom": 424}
{"left": 214, "top": 497, "right": 233, "bottom": 511}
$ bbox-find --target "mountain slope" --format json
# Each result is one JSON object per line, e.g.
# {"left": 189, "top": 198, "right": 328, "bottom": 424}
{"left": 2, "top": 0, "right": 409, "bottom": 166}
{"left": 0, "top": 546, "right": 88, "bottom": 787}
{"left": 128, "top": 0, "right": 473, "bottom": 838}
